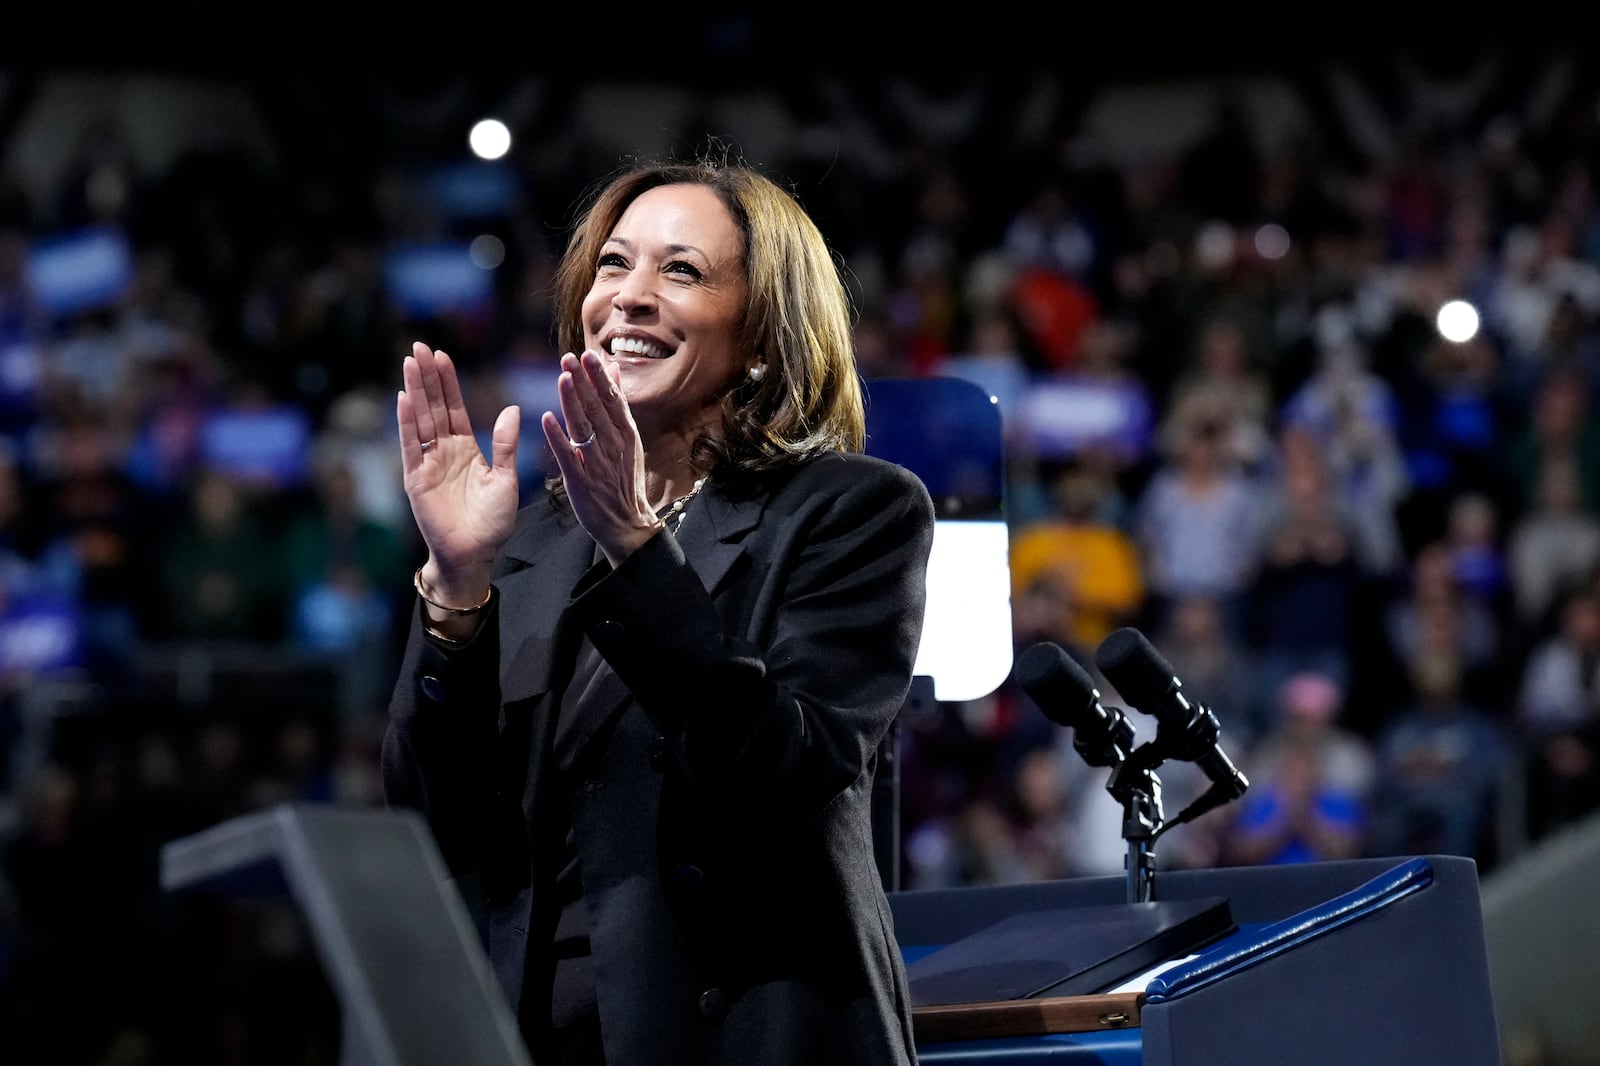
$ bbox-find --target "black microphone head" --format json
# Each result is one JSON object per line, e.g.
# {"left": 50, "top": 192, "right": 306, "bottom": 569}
{"left": 1097, "top": 629, "right": 1246, "bottom": 805}
{"left": 1095, "top": 627, "right": 1182, "bottom": 719}
{"left": 1014, "top": 641, "right": 1100, "bottom": 724}
{"left": 1015, "top": 641, "right": 1132, "bottom": 766}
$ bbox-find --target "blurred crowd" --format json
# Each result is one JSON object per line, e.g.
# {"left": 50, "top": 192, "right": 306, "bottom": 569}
{"left": 3, "top": 46, "right": 1600, "bottom": 1061}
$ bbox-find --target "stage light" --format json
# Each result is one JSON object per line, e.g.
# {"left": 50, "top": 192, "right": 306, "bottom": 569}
{"left": 468, "top": 118, "right": 512, "bottom": 161}
{"left": 1436, "top": 298, "right": 1480, "bottom": 343}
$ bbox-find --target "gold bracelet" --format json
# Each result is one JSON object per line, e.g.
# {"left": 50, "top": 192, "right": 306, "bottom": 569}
{"left": 413, "top": 567, "right": 493, "bottom": 615}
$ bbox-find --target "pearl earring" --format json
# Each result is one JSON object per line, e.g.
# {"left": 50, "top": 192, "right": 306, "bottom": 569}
{"left": 748, "top": 364, "right": 766, "bottom": 382}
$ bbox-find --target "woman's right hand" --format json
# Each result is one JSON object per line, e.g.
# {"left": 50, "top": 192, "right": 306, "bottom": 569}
{"left": 398, "top": 341, "right": 521, "bottom": 607}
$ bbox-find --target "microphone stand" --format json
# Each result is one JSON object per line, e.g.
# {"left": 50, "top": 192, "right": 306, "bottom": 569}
{"left": 1106, "top": 744, "right": 1166, "bottom": 904}
{"left": 1106, "top": 707, "right": 1250, "bottom": 904}
{"left": 1050, "top": 693, "right": 1158, "bottom": 904}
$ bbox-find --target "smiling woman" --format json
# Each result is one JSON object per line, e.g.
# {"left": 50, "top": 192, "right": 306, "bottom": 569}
{"left": 535, "top": 181, "right": 753, "bottom": 562}
{"left": 549, "top": 160, "right": 868, "bottom": 478}
{"left": 573, "top": 184, "right": 749, "bottom": 440}
{"left": 382, "top": 155, "right": 935, "bottom": 1065}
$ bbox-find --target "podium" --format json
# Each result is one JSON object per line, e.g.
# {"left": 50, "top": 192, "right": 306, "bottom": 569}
{"left": 891, "top": 854, "right": 1503, "bottom": 1065}
{"left": 161, "top": 805, "right": 1502, "bottom": 1066}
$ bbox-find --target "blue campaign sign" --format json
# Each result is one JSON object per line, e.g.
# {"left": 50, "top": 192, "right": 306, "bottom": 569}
{"left": 26, "top": 227, "right": 133, "bottom": 318}
{"left": 863, "top": 377, "right": 1012, "bottom": 703}
{"left": 384, "top": 242, "right": 495, "bottom": 318}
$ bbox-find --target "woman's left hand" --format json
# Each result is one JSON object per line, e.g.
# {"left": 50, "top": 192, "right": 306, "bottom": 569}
{"left": 541, "top": 350, "right": 662, "bottom": 566}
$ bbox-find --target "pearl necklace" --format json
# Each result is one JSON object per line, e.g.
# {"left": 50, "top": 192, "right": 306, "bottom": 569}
{"left": 657, "top": 478, "right": 706, "bottom": 530}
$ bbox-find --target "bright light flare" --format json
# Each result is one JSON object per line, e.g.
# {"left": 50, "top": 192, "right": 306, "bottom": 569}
{"left": 468, "top": 118, "right": 512, "bottom": 161}
{"left": 1436, "top": 299, "right": 1480, "bottom": 343}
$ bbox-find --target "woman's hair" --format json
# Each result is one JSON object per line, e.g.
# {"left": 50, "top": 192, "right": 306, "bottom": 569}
{"left": 551, "top": 154, "right": 865, "bottom": 480}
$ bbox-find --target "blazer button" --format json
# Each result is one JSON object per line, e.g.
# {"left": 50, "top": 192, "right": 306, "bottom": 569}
{"left": 647, "top": 735, "right": 666, "bottom": 771}
{"left": 671, "top": 864, "right": 705, "bottom": 890}
{"left": 595, "top": 619, "right": 624, "bottom": 643}
{"left": 419, "top": 675, "right": 448, "bottom": 702}
{"left": 698, "top": 987, "right": 727, "bottom": 1021}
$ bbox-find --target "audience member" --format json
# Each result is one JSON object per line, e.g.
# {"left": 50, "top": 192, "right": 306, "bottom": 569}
{"left": 1391, "top": 330, "right": 1514, "bottom": 527}
{"left": 902, "top": 792, "right": 1036, "bottom": 889}
{"left": 1001, "top": 179, "right": 1101, "bottom": 283}
{"left": 1157, "top": 313, "right": 1274, "bottom": 475}
{"left": 279, "top": 452, "right": 410, "bottom": 709}
{"left": 1220, "top": 671, "right": 1376, "bottom": 866}
{"left": 1369, "top": 649, "right": 1512, "bottom": 861}
{"left": 1506, "top": 365, "right": 1600, "bottom": 516}
{"left": 1014, "top": 317, "right": 1155, "bottom": 471}
{"left": 24, "top": 388, "right": 148, "bottom": 677}
{"left": 1247, "top": 424, "right": 1366, "bottom": 703}
{"left": 1444, "top": 490, "right": 1513, "bottom": 621}
{"left": 1280, "top": 339, "right": 1402, "bottom": 473}
{"left": 1312, "top": 376, "right": 1412, "bottom": 585}
{"left": 149, "top": 468, "right": 285, "bottom": 644}
{"left": 932, "top": 306, "right": 1034, "bottom": 436}
{"left": 1002, "top": 744, "right": 1080, "bottom": 883}
{"left": 1149, "top": 593, "right": 1267, "bottom": 747}
{"left": 1008, "top": 458, "right": 1145, "bottom": 659}
{"left": 1515, "top": 587, "right": 1600, "bottom": 837}
{"left": 1506, "top": 456, "right": 1600, "bottom": 632}
{"left": 1384, "top": 539, "right": 1503, "bottom": 703}
{"left": 1132, "top": 411, "right": 1262, "bottom": 637}
{"left": 1488, "top": 219, "right": 1600, "bottom": 397}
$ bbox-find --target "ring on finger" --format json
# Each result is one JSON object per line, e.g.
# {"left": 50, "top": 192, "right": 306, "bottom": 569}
{"left": 572, "top": 431, "right": 597, "bottom": 449}
{"left": 419, "top": 438, "right": 438, "bottom": 452}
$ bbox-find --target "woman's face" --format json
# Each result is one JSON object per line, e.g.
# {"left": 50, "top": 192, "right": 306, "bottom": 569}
{"left": 582, "top": 182, "right": 750, "bottom": 441}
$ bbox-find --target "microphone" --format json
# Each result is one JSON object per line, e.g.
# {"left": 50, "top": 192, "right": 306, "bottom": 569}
{"left": 1095, "top": 627, "right": 1248, "bottom": 821}
{"left": 1014, "top": 641, "right": 1134, "bottom": 768}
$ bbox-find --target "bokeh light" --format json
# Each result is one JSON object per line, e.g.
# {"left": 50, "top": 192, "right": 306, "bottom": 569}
{"left": 468, "top": 118, "right": 512, "bottom": 161}
{"left": 469, "top": 234, "right": 506, "bottom": 270}
{"left": 1254, "top": 223, "right": 1291, "bottom": 260}
{"left": 1436, "top": 298, "right": 1481, "bottom": 343}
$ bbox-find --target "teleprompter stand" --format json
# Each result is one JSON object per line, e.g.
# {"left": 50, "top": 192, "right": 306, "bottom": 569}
{"left": 160, "top": 802, "right": 532, "bottom": 1066}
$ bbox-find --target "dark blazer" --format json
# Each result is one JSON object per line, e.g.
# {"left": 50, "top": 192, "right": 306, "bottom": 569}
{"left": 384, "top": 451, "right": 934, "bottom": 1065}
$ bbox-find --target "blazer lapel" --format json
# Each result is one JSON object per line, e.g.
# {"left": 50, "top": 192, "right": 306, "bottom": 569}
{"left": 496, "top": 501, "right": 595, "bottom": 709}
{"left": 674, "top": 478, "right": 764, "bottom": 597}
{"left": 552, "top": 646, "right": 631, "bottom": 770}
{"left": 551, "top": 478, "right": 769, "bottom": 768}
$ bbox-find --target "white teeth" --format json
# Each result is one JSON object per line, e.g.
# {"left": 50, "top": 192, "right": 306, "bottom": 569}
{"left": 609, "top": 336, "right": 668, "bottom": 359}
